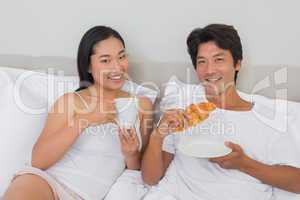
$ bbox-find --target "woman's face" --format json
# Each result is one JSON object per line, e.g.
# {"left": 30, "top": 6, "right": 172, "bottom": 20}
{"left": 90, "top": 37, "right": 128, "bottom": 91}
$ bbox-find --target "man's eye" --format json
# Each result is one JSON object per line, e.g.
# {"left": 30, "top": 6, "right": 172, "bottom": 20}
{"left": 197, "top": 60, "right": 205, "bottom": 65}
{"left": 215, "top": 58, "right": 224, "bottom": 62}
{"left": 100, "top": 59, "right": 110, "bottom": 63}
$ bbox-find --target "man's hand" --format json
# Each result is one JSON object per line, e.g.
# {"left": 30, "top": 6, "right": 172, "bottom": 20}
{"left": 210, "top": 141, "right": 300, "bottom": 193}
{"left": 209, "top": 141, "right": 251, "bottom": 171}
{"left": 156, "top": 109, "right": 190, "bottom": 138}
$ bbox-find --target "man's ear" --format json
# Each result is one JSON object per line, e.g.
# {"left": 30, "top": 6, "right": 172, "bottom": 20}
{"left": 235, "top": 60, "right": 242, "bottom": 71}
{"left": 88, "top": 66, "right": 92, "bottom": 73}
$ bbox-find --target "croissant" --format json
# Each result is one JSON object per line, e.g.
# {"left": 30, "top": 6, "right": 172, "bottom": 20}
{"left": 175, "top": 102, "right": 216, "bottom": 132}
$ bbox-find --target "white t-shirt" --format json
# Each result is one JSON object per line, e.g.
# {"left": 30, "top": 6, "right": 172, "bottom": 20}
{"left": 158, "top": 102, "right": 300, "bottom": 200}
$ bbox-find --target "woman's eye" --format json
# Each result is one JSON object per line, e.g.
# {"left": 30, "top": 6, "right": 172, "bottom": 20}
{"left": 119, "top": 54, "right": 127, "bottom": 60}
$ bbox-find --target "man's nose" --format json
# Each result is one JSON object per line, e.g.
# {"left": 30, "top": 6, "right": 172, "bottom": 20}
{"left": 206, "top": 61, "right": 217, "bottom": 74}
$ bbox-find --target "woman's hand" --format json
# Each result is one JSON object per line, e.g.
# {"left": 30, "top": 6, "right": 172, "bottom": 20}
{"left": 118, "top": 128, "right": 140, "bottom": 158}
{"left": 118, "top": 127, "right": 141, "bottom": 169}
{"left": 75, "top": 97, "right": 117, "bottom": 127}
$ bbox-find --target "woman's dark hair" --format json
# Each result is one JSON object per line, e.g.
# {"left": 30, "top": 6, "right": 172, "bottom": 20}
{"left": 186, "top": 24, "right": 243, "bottom": 82}
{"left": 76, "top": 26, "right": 125, "bottom": 91}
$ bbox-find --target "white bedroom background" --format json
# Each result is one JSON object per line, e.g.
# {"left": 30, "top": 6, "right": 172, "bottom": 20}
{"left": 0, "top": 0, "right": 299, "bottom": 66}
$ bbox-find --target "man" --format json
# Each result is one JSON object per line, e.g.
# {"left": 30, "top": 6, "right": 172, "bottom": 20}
{"left": 142, "top": 24, "right": 300, "bottom": 200}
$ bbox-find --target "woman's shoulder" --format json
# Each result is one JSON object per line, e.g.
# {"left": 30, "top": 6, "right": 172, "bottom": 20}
{"left": 51, "top": 91, "right": 89, "bottom": 114}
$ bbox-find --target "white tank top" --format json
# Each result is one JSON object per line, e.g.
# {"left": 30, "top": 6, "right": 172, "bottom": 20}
{"left": 47, "top": 92, "right": 142, "bottom": 200}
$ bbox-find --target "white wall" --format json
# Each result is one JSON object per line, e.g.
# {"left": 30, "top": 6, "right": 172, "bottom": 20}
{"left": 0, "top": 0, "right": 299, "bottom": 66}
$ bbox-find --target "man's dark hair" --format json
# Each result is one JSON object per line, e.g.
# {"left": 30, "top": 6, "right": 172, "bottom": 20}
{"left": 186, "top": 24, "right": 243, "bottom": 82}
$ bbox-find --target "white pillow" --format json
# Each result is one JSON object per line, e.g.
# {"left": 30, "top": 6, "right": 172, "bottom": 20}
{"left": 122, "top": 80, "right": 158, "bottom": 104}
{"left": 0, "top": 69, "right": 11, "bottom": 108}
{"left": 163, "top": 76, "right": 300, "bottom": 128}
{"left": 160, "top": 76, "right": 206, "bottom": 111}
{"left": 0, "top": 66, "right": 158, "bottom": 110}
{"left": 0, "top": 67, "right": 79, "bottom": 195}
{"left": 0, "top": 66, "right": 158, "bottom": 195}
{"left": 0, "top": 70, "right": 23, "bottom": 195}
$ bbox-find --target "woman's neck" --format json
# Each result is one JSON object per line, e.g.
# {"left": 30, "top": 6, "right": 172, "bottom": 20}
{"left": 88, "top": 85, "right": 121, "bottom": 100}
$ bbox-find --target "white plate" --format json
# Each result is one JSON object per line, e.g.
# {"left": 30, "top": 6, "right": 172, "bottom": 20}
{"left": 178, "top": 138, "right": 232, "bottom": 158}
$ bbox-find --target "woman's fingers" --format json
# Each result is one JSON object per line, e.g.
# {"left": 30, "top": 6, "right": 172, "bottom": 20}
{"left": 106, "top": 113, "right": 117, "bottom": 124}
{"left": 128, "top": 128, "right": 138, "bottom": 140}
{"left": 118, "top": 127, "right": 140, "bottom": 156}
{"left": 119, "top": 128, "right": 138, "bottom": 143}
{"left": 118, "top": 128, "right": 127, "bottom": 144}
{"left": 119, "top": 128, "right": 132, "bottom": 144}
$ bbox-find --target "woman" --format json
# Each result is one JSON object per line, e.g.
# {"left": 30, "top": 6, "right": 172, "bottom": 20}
{"left": 4, "top": 26, "right": 153, "bottom": 200}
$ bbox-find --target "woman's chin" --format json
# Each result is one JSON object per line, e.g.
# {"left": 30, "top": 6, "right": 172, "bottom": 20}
{"left": 107, "top": 79, "right": 125, "bottom": 90}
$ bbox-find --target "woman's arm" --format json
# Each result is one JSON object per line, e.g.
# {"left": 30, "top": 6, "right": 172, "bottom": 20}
{"left": 31, "top": 93, "right": 86, "bottom": 170}
{"left": 32, "top": 92, "right": 115, "bottom": 170}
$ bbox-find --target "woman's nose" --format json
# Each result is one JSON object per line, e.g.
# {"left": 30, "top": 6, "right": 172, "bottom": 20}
{"left": 111, "top": 59, "right": 122, "bottom": 71}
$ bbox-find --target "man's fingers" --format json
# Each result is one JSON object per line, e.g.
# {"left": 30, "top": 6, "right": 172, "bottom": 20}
{"left": 209, "top": 151, "right": 239, "bottom": 163}
{"left": 159, "top": 109, "right": 192, "bottom": 133}
{"left": 181, "top": 111, "right": 191, "bottom": 129}
{"left": 165, "top": 109, "right": 182, "bottom": 114}
{"left": 225, "top": 141, "right": 242, "bottom": 152}
{"left": 211, "top": 141, "right": 242, "bottom": 161}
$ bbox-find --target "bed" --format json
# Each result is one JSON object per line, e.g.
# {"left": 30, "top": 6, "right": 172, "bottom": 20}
{"left": 1, "top": 55, "right": 300, "bottom": 199}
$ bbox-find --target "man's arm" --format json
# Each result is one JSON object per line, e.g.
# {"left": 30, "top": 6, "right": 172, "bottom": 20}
{"left": 210, "top": 142, "right": 300, "bottom": 193}
{"left": 141, "top": 129, "right": 174, "bottom": 185}
{"left": 241, "top": 157, "right": 300, "bottom": 193}
{"left": 141, "top": 109, "right": 187, "bottom": 185}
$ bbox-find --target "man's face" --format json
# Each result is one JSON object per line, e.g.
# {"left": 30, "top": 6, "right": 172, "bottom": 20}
{"left": 196, "top": 41, "right": 241, "bottom": 96}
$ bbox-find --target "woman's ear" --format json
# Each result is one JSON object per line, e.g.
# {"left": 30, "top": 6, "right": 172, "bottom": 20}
{"left": 88, "top": 66, "right": 92, "bottom": 73}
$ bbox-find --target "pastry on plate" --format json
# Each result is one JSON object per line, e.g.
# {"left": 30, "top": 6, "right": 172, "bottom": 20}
{"left": 175, "top": 102, "right": 216, "bottom": 132}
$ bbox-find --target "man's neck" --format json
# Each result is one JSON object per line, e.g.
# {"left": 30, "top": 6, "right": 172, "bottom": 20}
{"left": 206, "top": 86, "right": 253, "bottom": 111}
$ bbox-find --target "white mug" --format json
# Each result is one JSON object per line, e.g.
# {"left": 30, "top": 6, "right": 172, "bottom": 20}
{"left": 114, "top": 97, "right": 139, "bottom": 129}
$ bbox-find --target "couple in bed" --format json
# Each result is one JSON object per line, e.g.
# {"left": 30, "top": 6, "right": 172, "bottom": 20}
{"left": 3, "top": 24, "right": 300, "bottom": 200}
